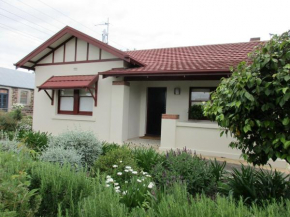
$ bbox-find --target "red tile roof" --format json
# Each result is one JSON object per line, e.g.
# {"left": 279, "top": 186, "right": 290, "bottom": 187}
{"left": 100, "top": 41, "right": 264, "bottom": 76}
{"left": 38, "top": 75, "right": 98, "bottom": 90}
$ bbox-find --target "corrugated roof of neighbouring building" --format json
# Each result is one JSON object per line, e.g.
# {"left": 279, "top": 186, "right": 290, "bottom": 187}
{"left": 0, "top": 67, "right": 35, "bottom": 89}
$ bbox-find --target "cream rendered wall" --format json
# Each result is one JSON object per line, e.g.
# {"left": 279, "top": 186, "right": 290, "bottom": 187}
{"left": 33, "top": 60, "right": 123, "bottom": 141}
{"left": 128, "top": 80, "right": 220, "bottom": 138}
{"left": 39, "top": 53, "right": 52, "bottom": 64}
{"left": 76, "top": 39, "right": 87, "bottom": 61}
{"left": 65, "top": 38, "right": 75, "bottom": 62}
{"left": 54, "top": 45, "right": 64, "bottom": 63}
{"left": 102, "top": 50, "right": 116, "bottom": 59}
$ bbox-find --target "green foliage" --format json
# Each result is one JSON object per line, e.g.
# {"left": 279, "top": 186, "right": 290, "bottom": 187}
{"left": 48, "top": 130, "right": 102, "bottom": 167}
{"left": 94, "top": 146, "right": 138, "bottom": 176}
{"left": 151, "top": 149, "right": 215, "bottom": 195}
{"left": 17, "top": 116, "right": 33, "bottom": 132}
{"left": 204, "top": 31, "right": 290, "bottom": 165}
{"left": 101, "top": 141, "right": 120, "bottom": 155}
{"left": 209, "top": 159, "right": 227, "bottom": 184}
{"left": 30, "top": 163, "right": 93, "bottom": 217}
{"left": 0, "top": 111, "right": 17, "bottom": 131}
{"left": 20, "top": 131, "right": 50, "bottom": 151}
{"left": 0, "top": 152, "right": 41, "bottom": 217}
{"left": 145, "top": 183, "right": 290, "bottom": 217}
{"left": 132, "top": 147, "right": 165, "bottom": 173}
{"left": 189, "top": 104, "right": 206, "bottom": 120}
{"left": 220, "top": 165, "right": 290, "bottom": 204}
{"left": 40, "top": 146, "right": 82, "bottom": 169}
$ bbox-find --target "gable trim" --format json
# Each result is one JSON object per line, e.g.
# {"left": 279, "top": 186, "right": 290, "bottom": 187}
{"left": 15, "top": 26, "right": 144, "bottom": 70}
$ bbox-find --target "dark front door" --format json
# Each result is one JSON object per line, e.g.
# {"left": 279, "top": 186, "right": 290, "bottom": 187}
{"left": 146, "top": 87, "right": 166, "bottom": 136}
{"left": 0, "top": 89, "right": 8, "bottom": 112}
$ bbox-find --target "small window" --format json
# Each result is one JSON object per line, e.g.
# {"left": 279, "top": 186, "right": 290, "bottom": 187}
{"left": 58, "top": 89, "right": 93, "bottom": 116}
{"left": 20, "top": 90, "right": 29, "bottom": 105}
{"left": 189, "top": 88, "right": 213, "bottom": 106}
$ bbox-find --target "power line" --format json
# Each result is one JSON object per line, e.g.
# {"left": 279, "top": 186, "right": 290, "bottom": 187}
{"left": 37, "top": 0, "right": 97, "bottom": 34}
{"left": 0, "top": 13, "right": 51, "bottom": 36}
{"left": 0, "top": 7, "right": 55, "bottom": 33}
{"left": 0, "top": 23, "right": 43, "bottom": 43}
{"left": 0, "top": 0, "right": 60, "bottom": 31}
{"left": 16, "top": 0, "right": 67, "bottom": 27}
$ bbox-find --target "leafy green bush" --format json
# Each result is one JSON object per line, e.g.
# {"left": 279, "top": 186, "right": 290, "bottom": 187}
{"left": 48, "top": 130, "right": 102, "bottom": 167}
{"left": 209, "top": 159, "right": 227, "bottom": 184}
{"left": 0, "top": 111, "right": 17, "bottom": 132}
{"left": 132, "top": 147, "right": 165, "bottom": 173}
{"left": 221, "top": 165, "right": 290, "bottom": 204}
{"left": 11, "top": 104, "right": 24, "bottom": 121}
{"left": 189, "top": 104, "right": 206, "bottom": 120}
{"left": 204, "top": 31, "right": 290, "bottom": 165}
{"left": 21, "top": 131, "right": 50, "bottom": 151}
{"left": 151, "top": 149, "right": 215, "bottom": 195}
{"left": 17, "top": 116, "right": 33, "bottom": 132}
{"left": 94, "top": 146, "right": 138, "bottom": 176}
{"left": 30, "top": 162, "right": 93, "bottom": 217}
{"left": 40, "top": 146, "right": 82, "bottom": 169}
{"left": 101, "top": 142, "right": 120, "bottom": 155}
{"left": 0, "top": 151, "right": 41, "bottom": 217}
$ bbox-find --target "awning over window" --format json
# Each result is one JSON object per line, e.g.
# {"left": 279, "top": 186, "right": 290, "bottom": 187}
{"left": 38, "top": 75, "right": 99, "bottom": 90}
{"left": 37, "top": 74, "right": 99, "bottom": 107}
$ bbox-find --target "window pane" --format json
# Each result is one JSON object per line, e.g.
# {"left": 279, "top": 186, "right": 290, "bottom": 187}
{"left": 0, "top": 89, "right": 8, "bottom": 94}
{"left": 20, "top": 91, "right": 28, "bottom": 104}
{"left": 79, "top": 89, "right": 92, "bottom": 96}
{"left": 60, "top": 97, "right": 74, "bottom": 111}
{"left": 191, "top": 89, "right": 210, "bottom": 101}
{"left": 60, "top": 89, "right": 74, "bottom": 96}
{"left": 79, "top": 97, "right": 93, "bottom": 112}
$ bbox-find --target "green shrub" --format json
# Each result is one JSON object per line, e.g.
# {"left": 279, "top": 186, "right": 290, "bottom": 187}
{"left": 74, "top": 179, "right": 129, "bottom": 217}
{"left": 0, "top": 111, "right": 17, "bottom": 132}
{"left": 221, "top": 165, "right": 290, "bottom": 204}
{"left": 11, "top": 104, "right": 24, "bottom": 121}
{"left": 209, "top": 159, "right": 227, "bottom": 184}
{"left": 101, "top": 142, "right": 120, "bottom": 155}
{"left": 40, "top": 146, "right": 82, "bottom": 169}
{"left": 94, "top": 146, "right": 138, "bottom": 177}
{"left": 188, "top": 104, "right": 206, "bottom": 120}
{"left": 48, "top": 130, "right": 102, "bottom": 167}
{"left": 132, "top": 147, "right": 165, "bottom": 173}
{"left": 151, "top": 149, "right": 215, "bottom": 195}
{"left": 0, "top": 151, "right": 41, "bottom": 216}
{"left": 29, "top": 162, "right": 93, "bottom": 217}
{"left": 17, "top": 116, "right": 33, "bottom": 132}
{"left": 21, "top": 131, "right": 50, "bottom": 151}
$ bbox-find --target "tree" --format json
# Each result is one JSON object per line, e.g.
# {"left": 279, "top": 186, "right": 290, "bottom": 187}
{"left": 204, "top": 31, "right": 290, "bottom": 165}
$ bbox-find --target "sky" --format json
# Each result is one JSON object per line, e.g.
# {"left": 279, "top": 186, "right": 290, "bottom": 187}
{"left": 0, "top": 0, "right": 290, "bottom": 71}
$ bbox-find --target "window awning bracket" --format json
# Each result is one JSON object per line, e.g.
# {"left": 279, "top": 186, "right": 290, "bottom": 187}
{"left": 43, "top": 89, "right": 55, "bottom": 105}
{"left": 87, "top": 81, "right": 98, "bottom": 107}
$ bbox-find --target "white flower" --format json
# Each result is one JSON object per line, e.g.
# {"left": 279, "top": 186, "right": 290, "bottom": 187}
{"left": 120, "top": 160, "right": 123, "bottom": 163}
{"left": 129, "top": 169, "right": 133, "bottom": 172}
{"left": 106, "top": 184, "right": 110, "bottom": 187}
{"left": 148, "top": 182, "right": 154, "bottom": 189}
{"left": 132, "top": 171, "right": 137, "bottom": 174}
{"left": 106, "top": 175, "right": 111, "bottom": 179}
{"left": 137, "top": 179, "right": 142, "bottom": 183}
{"left": 106, "top": 178, "right": 114, "bottom": 183}
{"left": 115, "top": 186, "right": 120, "bottom": 190}
{"left": 146, "top": 175, "right": 151, "bottom": 178}
{"left": 114, "top": 183, "right": 119, "bottom": 186}
{"left": 122, "top": 191, "right": 127, "bottom": 195}
{"left": 125, "top": 166, "right": 131, "bottom": 169}
{"left": 124, "top": 169, "right": 129, "bottom": 172}
{"left": 112, "top": 165, "right": 118, "bottom": 168}
{"left": 116, "top": 189, "right": 121, "bottom": 193}
{"left": 125, "top": 181, "right": 128, "bottom": 184}
{"left": 142, "top": 172, "right": 148, "bottom": 175}
{"left": 117, "top": 172, "right": 122, "bottom": 176}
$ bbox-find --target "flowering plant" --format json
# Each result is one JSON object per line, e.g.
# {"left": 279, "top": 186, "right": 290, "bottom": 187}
{"left": 105, "top": 162, "right": 156, "bottom": 209}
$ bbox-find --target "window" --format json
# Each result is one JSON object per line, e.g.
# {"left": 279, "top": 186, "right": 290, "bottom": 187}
{"left": 189, "top": 87, "right": 215, "bottom": 120}
{"left": 20, "top": 90, "right": 29, "bottom": 105}
{"left": 58, "top": 89, "right": 93, "bottom": 116}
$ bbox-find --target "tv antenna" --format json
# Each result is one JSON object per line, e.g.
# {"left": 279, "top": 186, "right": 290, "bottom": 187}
{"left": 95, "top": 18, "right": 110, "bottom": 44}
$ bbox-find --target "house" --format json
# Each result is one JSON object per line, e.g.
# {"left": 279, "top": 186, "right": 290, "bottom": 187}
{"left": 0, "top": 67, "right": 34, "bottom": 115}
{"left": 14, "top": 26, "right": 288, "bottom": 169}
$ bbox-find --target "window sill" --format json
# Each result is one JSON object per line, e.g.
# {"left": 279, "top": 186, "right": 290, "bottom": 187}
{"left": 52, "top": 114, "right": 96, "bottom": 122}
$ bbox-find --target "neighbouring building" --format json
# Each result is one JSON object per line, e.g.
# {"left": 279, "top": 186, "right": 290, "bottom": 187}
{"left": 15, "top": 26, "right": 287, "bottom": 169}
{"left": 0, "top": 67, "right": 34, "bottom": 115}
